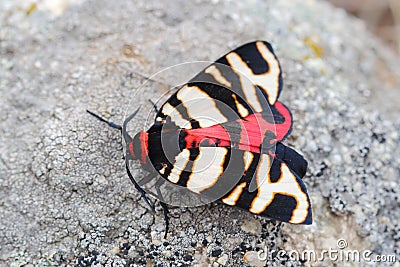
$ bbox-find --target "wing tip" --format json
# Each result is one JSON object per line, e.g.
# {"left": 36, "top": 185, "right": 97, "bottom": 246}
{"left": 302, "top": 211, "right": 313, "bottom": 225}
{"left": 238, "top": 40, "right": 275, "bottom": 52}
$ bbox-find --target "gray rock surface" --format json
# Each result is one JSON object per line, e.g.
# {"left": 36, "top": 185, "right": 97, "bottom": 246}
{"left": 1, "top": 0, "right": 399, "bottom": 266}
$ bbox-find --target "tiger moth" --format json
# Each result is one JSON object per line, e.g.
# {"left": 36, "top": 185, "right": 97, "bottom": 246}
{"left": 88, "top": 40, "right": 312, "bottom": 237}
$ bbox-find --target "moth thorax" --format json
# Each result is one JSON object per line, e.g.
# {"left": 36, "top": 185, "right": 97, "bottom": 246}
{"left": 129, "top": 131, "right": 148, "bottom": 164}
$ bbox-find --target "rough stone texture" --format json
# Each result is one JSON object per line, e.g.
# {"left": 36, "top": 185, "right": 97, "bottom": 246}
{"left": 1, "top": 0, "right": 399, "bottom": 266}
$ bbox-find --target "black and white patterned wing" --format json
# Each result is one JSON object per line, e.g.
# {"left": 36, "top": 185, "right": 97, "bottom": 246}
{"left": 150, "top": 144, "right": 312, "bottom": 225}
{"left": 155, "top": 41, "right": 283, "bottom": 130}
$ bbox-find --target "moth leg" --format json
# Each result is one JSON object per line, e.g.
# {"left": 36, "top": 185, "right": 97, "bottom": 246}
{"left": 153, "top": 178, "right": 169, "bottom": 239}
{"left": 160, "top": 201, "right": 169, "bottom": 239}
{"left": 125, "top": 161, "right": 156, "bottom": 213}
{"left": 148, "top": 99, "right": 159, "bottom": 113}
{"left": 86, "top": 110, "right": 122, "bottom": 131}
{"left": 135, "top": 173, "right": 169, "bottom": 237}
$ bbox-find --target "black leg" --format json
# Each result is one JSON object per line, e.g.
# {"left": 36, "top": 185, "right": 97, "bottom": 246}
{"left": 125, "top": 161, "right": 156, "bottom": 213}
{"left": 86, "top": 110, "right": 122, "bottom": 131}
{"left": 131, "top": 173, "right": 170, "bottom": 238}
{"left": 154, "top": 179, "right": 169, "bottom": 239}
{"left": 160, "top": 201, "right": 169, "bottom": 239}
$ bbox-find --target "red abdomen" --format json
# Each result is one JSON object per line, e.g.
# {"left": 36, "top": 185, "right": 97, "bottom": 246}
{"left": 182, "top": 101, "right": 292, "bottom": 153}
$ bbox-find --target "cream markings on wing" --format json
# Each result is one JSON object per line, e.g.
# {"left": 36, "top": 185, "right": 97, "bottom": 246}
{"left": 158, "top": 164, "right": 167, "bottom": 175}
{"left": 231, "top": 94, "right": 249, "bottom": 117}
{"left": 280, "top": 164, "right": 309, "bottom": 224}
{"left": 226, "top": 52, "right": 262, "bottom": 112}
{"left": 225, "top": 41, "right": 281, "bottom": 107}
{"left": 177, "top": 85, "right": 228, "bottom": 128}
{"left": 161, "top": 102, "right": 192, "bottom": 129}
{"left": 243, "top": 151, "right": 254, "bottom": 171}
{"left": 186, "top": 147, "right": 228, "bottom": 193}
{"left": 222, "top": 182, "right": 247, "bottom": 206}
{"left": 249, "top": 155, "right": 309, "bottom": 224}
{"left": 249, "top": 155, "right": 271, "bottom": 214}
{"left": 205, "top": 65, "right": 232, "bottom": 88}
{"left": 255, "top": 41, "right": 280, "bottom": 104}
{"left": 166, "top": 149, "right": 191, "bottom": 183}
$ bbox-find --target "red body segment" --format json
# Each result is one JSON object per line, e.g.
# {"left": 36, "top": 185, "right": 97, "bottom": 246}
{"left": 182, "top": 101, "right": 292, "bottom": 153}
{"left": 128, "top": 131, "right": 149, "bottom": 164}
{"left": 139, "top": 131, "right": 149, "bottom": 163}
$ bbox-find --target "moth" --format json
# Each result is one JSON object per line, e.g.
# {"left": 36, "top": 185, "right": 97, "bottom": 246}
{"left": 88, "top": 41, "right": 312, "bottom": 237}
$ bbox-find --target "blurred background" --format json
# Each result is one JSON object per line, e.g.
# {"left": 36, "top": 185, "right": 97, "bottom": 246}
{"left": 2, "top": 0, "right": 400, "bottom": 55}
{"left": 328, "top": 0, "right": 400, "bottom": 55}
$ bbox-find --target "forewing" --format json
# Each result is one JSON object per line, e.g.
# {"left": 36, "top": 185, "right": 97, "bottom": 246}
{"left": 150, "top": 145, "right": 311, "bottom": 225}
{"left": 151, "top": 147, "right": 244, "bottom": 201}
{"left": 155, "top": 41, "right": 283, "bottom": 129}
